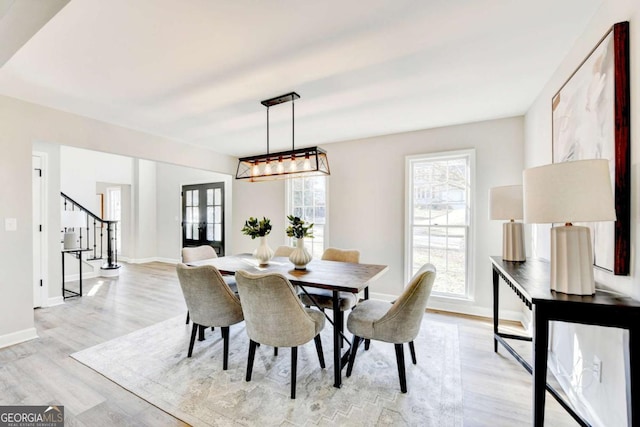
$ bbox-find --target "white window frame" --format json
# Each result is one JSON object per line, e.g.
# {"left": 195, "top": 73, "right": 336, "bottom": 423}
{"left": 285, "top": 176, "right": 329, "bottom": 258}
{"left": 405, "top": 149, "right": 475, "bottom": 300}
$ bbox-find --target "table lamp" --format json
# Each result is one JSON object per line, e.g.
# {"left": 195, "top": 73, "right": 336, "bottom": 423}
{"left": 61, "top": 210, "right": 86, "bottom": 249}
{"left": 489, "top": 185, "right": 525, "bottom": 262}
{"left": 523, "top": 159, "right": 616, "bottom": 295}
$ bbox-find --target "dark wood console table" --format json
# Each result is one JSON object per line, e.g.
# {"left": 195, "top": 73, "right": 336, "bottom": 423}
{"left": 491, "top": 256, "right": 640, "bottom": 426}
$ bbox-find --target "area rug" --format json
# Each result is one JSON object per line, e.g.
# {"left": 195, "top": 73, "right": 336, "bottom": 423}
{"left": 71, "top": 315, "right": 463, "bottom": 426}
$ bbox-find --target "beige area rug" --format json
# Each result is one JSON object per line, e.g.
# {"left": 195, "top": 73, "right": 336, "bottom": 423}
{"left": 71, "top": 315, "right": 463, "bottom": 426}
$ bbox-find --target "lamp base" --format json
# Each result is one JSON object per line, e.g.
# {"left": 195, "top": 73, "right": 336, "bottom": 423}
{"left": 550, "top": 225, "right": 594, "bottom": 295}
{"left": 503, "top": 222, "right": 525, "bottom": 262}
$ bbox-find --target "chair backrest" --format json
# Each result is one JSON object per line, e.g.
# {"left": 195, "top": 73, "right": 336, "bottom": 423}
{"left": 182, "top": 245, "right": 217, "bottom": 263}
{"left": 322, "top": 248, "right": 360, "bottom": 263}
{"left": 273, "top": 245, "right": 295, "bottom": 257}
{"left": 176, "top": 263, "right": 243, "bottom": 327}
{"left": 374, "top": 263, "right": 436, "bottom": 343}
{"left": 235, "top": 270, "right": 317, "bottom": 347}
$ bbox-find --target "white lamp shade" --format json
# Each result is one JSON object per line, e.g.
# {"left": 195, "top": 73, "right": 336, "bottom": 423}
{"left": 489, "top": 185, "right": 523, "bottom": 220}
{"left": 523, "top": 159, "right": 616, "bottom": 224}
{"left": 61, "top": 210, "right": 86, "bottom": 228}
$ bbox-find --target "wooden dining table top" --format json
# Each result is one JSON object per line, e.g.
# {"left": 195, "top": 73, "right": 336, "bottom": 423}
{"left": 189, "top": 254, "right": 389, "bottom": 294}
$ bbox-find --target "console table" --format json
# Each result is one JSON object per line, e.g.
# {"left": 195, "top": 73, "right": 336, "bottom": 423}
{"left": 62, "top": 248, "right": 92, "bottom": 299}
{"left": 491, "top": 256, "right": 640, "bottom": 426}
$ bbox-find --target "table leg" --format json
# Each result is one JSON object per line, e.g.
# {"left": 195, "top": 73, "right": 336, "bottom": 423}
{"left": 79, "top": 250, "right": 83, "bottom": 296}
{"left": 629, "top": 328, "right": 639, "bottom": 426}
{"left": 493, "top": 267, "right": 499, "bottom": 352}
{"left": 533, "top": 305, "right": 549, "bottom": 427}
{"left": 333, "top": 290, "right": 342, "bottom": 388}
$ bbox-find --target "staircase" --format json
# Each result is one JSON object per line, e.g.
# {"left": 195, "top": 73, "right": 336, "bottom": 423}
{"left": 61, "top": 192, "right": 121, "bottom": 277}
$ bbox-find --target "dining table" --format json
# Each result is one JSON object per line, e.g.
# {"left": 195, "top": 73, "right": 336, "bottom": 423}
{"left": 189, "top": 253, "right": 389, "bottom": 388}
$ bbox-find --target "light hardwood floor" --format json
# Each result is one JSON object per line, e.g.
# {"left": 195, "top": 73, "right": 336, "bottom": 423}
{"left": 0, "top": 262, "right": 578, "bottom": 426}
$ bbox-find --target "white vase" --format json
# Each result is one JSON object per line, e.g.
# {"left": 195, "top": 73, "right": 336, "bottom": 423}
{"left": 253, "top": 236, "right": 274, "bottom": 266}
{"left": 289, "top": 237, "right": 312, "bottom": 270}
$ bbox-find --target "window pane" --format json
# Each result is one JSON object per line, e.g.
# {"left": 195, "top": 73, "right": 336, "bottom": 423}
{"left": 408, "top": 152, "right": 471, "bottom": 299}
{"left": 214, "top": 224, "right": 222, "bottom": 241}
{"left": 186, "top": 207, "right": 193, "bottom": 223}
{"left": 192, "top": 224, "right": 199, "bottom": 240}
{"left": 207, "top": 189, "right": 213, "bottom": 206}
{"left": 192, "top": 190, "right": 199, "bottom": 206}
{"left": 207, "top": 226, "right": 213, "bottom": 241}
{"left": 214, "top": 189, "right": 222, "bottom": 204}
{"left": 186, "top": 191, "right": 192, "bottom": 206}
{"left": 207, "top": 207, "right": 213, "bottom": 224}
{"left": 214, "top": 206, "right": 221, "bottom": 223}
{"left": 186, "top": 224, "right": 192, "bottom": 239}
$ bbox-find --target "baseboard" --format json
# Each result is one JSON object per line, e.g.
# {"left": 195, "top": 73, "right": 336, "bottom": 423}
{"left": 153, "top": 257, "right": 181, "bottom": 265}
{"left": 44, "top": 296, "right": 64, "bottom": 307}
{"left": 370, "top": 291, "right": 525, "bottom": 324}
{"left": 0, "top": 327, "right": 38, "bottom": 349}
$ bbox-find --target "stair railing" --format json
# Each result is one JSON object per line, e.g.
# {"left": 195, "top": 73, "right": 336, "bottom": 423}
{"left": 61, "top": 192, "right": 119, "bottom": 270}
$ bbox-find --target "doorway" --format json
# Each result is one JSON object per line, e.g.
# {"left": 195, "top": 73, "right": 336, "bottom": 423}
{"left": 182, "top": 182, "right": 225, "bottom": 255}
{"left": 32, "top": 153, "right": 46, "bottom": 308}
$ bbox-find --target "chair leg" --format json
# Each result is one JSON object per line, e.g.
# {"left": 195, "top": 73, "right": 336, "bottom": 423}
{"left": 365, "top": 339, "right": 370, "bottom": 351}
{"left": 185, "top": 311, "right": 190, "bottom": 324}
{"left": 291, "top": 346, "right": 298, "bottom": 399}
{"left": 346, "top": 335, "right": 361, "bottom": 377}
{"left": 222, "top": 326, "right": 230, "bottom": 370}
{"left": 187, "top": 323, "right": 198, "bottom": 357}
{"left": 395, "top": 343, "right": 407, "bottom": 393}
{"left": 246, "top": 339, "right": 258, "bottom": 381}
{"left": 274, "top": 347, "right": 278, "bottom": 356}
{"left": 198, "top": 324, "right": 205, "bottom": 341}
{"left": 409, "top": 341, "right": 417, "bottom": 365}
{"left": 314, "top": 334, "right": 325, "bottom": 368}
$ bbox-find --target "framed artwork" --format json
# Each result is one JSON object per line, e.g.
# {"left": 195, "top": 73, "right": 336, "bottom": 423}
{"left": 552, "top": 21, "right": 630, "bottom": 275}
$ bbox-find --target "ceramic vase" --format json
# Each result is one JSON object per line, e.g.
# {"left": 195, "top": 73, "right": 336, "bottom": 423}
{"left": 253, "top": 236, "right": 274, "bottom": 266}
{"left": 289, "top": 237, "right": 312, "bottom": 270}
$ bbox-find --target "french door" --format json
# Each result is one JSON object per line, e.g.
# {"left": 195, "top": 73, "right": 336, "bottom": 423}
{"left": 182, "top": 182, "right": 225, "bottom": 256}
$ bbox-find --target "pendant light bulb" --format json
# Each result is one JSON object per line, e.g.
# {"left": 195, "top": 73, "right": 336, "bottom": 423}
{"left": 277, "top": 156, "right": 284, "bottom": 174}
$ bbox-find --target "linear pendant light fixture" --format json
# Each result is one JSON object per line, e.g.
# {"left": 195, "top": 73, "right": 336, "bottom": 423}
{"left": 236, "top": 92, "right": 330, "bottom": 181}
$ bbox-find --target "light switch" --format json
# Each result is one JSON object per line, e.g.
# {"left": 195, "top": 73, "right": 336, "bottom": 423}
{"left": 5, "top": 218, "right": 17, "bottom": 231}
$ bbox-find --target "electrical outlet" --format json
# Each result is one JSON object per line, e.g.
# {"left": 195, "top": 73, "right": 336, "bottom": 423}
{"left": 592, "top": 356, "right": 602, "bottom": 383}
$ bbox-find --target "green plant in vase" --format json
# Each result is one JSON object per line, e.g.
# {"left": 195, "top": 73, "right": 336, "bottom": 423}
{"left": 286, "top": 215, "right": 314, "bottom": 270}
{"left": 241, "top": 217, "right": 273, "bottom": 265}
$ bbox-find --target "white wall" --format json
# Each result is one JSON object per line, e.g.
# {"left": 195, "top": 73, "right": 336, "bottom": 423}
{"left": 524, "top": 0, "right": 639, "bottom": 425}
{"left": 61, "top": 146, "right": 133, "bottom": 212}
{"left": 231, "top": 116, "right": 526, "bottom": 318}
{"left": 132, "top": 159, "right": 157, "bottom": 261}
{"left": 0, "top": 94, "right": 236, "bottom": 348}
{"left": 155, "top": 162, "right": 233, "bottom": 261}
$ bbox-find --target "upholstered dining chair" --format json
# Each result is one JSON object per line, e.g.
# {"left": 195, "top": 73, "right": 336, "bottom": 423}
{"left": 345, "top": 263, "right": 436, "bottom": 393}
{"left": 182, "top": 245, "right": 237, "bottom": 326}
{"left": 298, "top": 248, "right": 360, "bottom": 344}
{"left": 273, "top": 245, "right": 295, "bottom": 257}
{"left": 176, "top": 263, "right": 244, "bottom": 370}
{"left": 235, "top": 270, "right": 326, "bottom": 399}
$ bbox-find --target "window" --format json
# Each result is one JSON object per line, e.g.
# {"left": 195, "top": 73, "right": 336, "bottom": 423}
{"left": 106, "top": 186, "right": 122, "bottom": 252}
{"left": 286, "top": 176, "right": 327, "bottom": 258}
{"left": 406, "top": 150, "right": 474, "bottom": 298}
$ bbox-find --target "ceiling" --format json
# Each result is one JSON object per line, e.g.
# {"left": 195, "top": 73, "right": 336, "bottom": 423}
{"left": 0, "top": 0, "right": 602, "bottom": 157}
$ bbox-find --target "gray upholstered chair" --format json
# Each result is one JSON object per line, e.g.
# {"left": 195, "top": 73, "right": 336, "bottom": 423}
{"left": 235, "top": 270, "right": 326, "bottom": 399}
{"left": 298, "top": 248, "right": 360, "bottom": 312}
{"left": 346, "top": 263, "right": 436, "bottom": 393}
{"left": 273, "top": 245, "right": 295, "bottom": 257}
{"left": 298, "top": 248, "right": 360, "bottom": 344}
{"left": 176, "top": 263, "right": 244, "bottom": 370}
{"left": 182, "top": 245, "right": 237, "bottom": 326}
